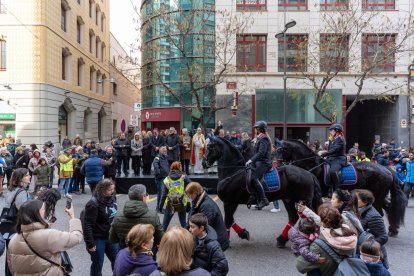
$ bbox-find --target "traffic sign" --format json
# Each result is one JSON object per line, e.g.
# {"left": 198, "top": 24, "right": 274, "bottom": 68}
{"left": 401, "top": 119, "right": 407, "bottom": 128}
{"left": 130, "top": 114, "right": 139, "bottom": 126}
{"left": 134, "top": 102, "right": 142, "bottom": 112}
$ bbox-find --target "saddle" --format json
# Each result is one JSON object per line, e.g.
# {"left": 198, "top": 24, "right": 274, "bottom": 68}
{"left": 246, "top": 167, "right": 281, "bottom": 193}
{"left": 324, "top": 163, "right": 357, "bottom": 187}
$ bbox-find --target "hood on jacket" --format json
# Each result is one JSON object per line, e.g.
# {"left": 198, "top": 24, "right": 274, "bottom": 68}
{"left": 168, "top": 170, "right": 183, "bottom": 180}
{"left": 122, "top": 249, "right": 157, "bottom": 267}
{"left": 123, "top": 200, "right": 149, "bottom": 218}
{"left": 320, "top": 226, "right": 357, "bottom": 251}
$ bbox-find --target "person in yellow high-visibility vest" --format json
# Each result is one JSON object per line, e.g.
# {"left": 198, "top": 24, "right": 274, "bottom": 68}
{"left": 58, "top": 147, "right": 78, "bottom": 197}
{"left": 160, "top": 161, "right": 191, "bottom": 230}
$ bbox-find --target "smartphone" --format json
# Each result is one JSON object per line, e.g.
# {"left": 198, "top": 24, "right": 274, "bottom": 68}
{"left": 66, "top": 197, "right": 72, "bottom": 209}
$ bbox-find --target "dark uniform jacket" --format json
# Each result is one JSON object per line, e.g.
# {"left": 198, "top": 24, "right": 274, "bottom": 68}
{"left": 325, "top": 135, "right": 346, "bottom": 166}
{"left": 193, "top": 226, "right": 229, "bottom": 276}
{"left": 189, "top": 191, "right": 229, "bottom": 251}
{"left": 250, "top": 135, "right": 272, "bottom": 167}
{"left": 109, "top": 200, "right": 164, "bottom": 249}
{"left": 151, "top": 135, "right": 165, "bottom": 157}
{"left": 114, "top": 138, "right": 131, "bottom": 157}
{"left": 153, "top": 154, "right": 169, "bottom": 180}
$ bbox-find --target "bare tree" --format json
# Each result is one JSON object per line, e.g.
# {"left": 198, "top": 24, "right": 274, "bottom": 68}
{"left": 138, "top": 0, "right": 254, "bottom": 129}
{"left": 288, "top": 0, "right": 414, "bottom": 124}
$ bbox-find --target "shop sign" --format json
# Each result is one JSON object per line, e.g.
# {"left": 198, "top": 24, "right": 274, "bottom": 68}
{"left": 0, "top": 113, "right": 16, "bottom": 120}
{"left": 401, "top": 119, "right": 407, "bottom": 128}
{"left": 226, "top": 82, "right": 237, "bottom": 90}
{"left": 141, "top": 108, "right": 181, "bottom": 122}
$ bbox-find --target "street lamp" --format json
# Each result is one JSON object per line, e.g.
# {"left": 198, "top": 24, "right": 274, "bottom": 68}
{"left": 275, "top": 20, "right": 296, "bottom": 141}
{"left": 408, "top": 60, "right": 414, "bottom": 148}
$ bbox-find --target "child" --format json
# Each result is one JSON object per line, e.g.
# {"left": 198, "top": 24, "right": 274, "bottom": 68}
{"left": 34, "top": 157, "right": 51, "bottom": 194}
{"left": 289, "top": 218, "right": 326, "bottom": 264}
{"left": 360, "top": 239, "right": 390, "bottom": 276}
{"left": 395, "top": 163, "right": 405, "bottom": 187}
{"left": 189, "top": 213, "right": 229, "bottom": 276}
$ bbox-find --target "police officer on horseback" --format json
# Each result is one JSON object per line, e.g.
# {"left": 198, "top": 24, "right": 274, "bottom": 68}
{"left": 246, "top": 120, "right": 271, "bottom": 210}
{"left": 321, "top": 123, "right": 346, "bottom": 194}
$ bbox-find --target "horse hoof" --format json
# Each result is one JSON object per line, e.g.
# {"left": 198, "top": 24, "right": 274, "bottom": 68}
{"left": 276, "top": 235, "right": 288, "bottom": 248}
{"left": 239, "top": 229, "right": 250, "bottom": 241}
{"left": 388, "top": 230, "right": 398, "bottom": 237}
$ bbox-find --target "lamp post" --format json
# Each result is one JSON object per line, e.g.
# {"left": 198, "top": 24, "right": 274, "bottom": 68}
{"left": 408, "top": 61, "right": 414, "bottom": 148}
{"left": 275, "top": 19, "right": 296, "bottom": 141}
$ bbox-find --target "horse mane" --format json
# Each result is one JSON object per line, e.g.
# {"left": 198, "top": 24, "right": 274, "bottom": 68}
{"left": 286, "top": 139, "right": 316, "bottom": 157}
{"left": 217, "top": 137, "right": 245, "bottom": 164}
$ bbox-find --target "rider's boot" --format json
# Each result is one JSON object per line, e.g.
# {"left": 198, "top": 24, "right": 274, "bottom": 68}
{"left": 253, "top": 179, "right": 269, "bottom": 210}
{"left": 331, "top": 172, "right": 340, "bottom": 192}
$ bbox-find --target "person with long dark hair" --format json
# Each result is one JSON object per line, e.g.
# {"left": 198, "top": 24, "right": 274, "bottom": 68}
{"left": 7, "top": 200, "right": 83, "bottom": 275}
{"left": 83, "top": 179, "right": 118, "bottom": 276}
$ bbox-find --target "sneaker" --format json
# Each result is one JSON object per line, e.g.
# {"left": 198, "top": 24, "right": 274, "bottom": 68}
{"left": 65, "top": 194, "right": 72, "bottom": 198}
{"left": 270, "top": 208, "right": 281, "bottom": 213}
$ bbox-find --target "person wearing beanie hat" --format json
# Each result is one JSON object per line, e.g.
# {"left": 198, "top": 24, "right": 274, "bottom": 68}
{"left": 14, "top": 146, "right": 30, "bottom": 169}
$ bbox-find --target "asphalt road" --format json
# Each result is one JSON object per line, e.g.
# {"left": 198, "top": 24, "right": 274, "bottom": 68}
{"left": 1, "top": 186, "right": 413, "bottom": 276}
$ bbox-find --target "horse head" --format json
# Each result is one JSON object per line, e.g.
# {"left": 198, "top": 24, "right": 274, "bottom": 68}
{"left": 203, "top": 137, "right": 221, "bottom": 168}
{"left": 277, "top": 140, "right": 319, "bottom": 166}
{"left": 202, "top": 136, "right": 245, "bottom": 170}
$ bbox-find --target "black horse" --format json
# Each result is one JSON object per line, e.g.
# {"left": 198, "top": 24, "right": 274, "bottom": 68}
{"left": 277, "top": 139, "right": 406, "bottom": 234}
{"left": 202, "top": 137, "right": 323, "bottom": 247}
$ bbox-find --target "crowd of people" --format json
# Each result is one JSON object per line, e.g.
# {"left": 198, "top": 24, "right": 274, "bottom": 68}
{"left": 0, "top": 125, "right": 412, "bottom": 276}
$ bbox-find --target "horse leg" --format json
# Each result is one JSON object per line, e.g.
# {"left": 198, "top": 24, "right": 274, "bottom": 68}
{"left": 224, "top": 201, "right": 250, "bottom": 241}
{"left": 277, "top": 200, "right": 299, "bottom": 248}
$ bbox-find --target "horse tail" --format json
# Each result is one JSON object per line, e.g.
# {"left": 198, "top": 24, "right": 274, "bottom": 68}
{"left": 311, "top": 174, "right": 323, "bottom": 211}
{"left": 388, "top": 170, "right": 406, "bottom": 230}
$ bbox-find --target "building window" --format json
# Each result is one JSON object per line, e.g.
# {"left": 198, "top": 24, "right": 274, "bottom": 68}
{"left": 62, "top": 48, "right": 71, "bottom": 81}
{"left": 0, "top": 40, "right": 6, "bottom": 70}
{"left": 112, "top": 82, "right": 117, "bottom": 95}
{"left": 236, "top": 35, "right": 267, "bottom": 72}
{"left": 363, "top": 0, "right": 395, "bottom": 10}
{"left": 320, "top": 0, "right": 348, "bottom": 10}
{"left": 95, "top": 6, "right": 100, "bottom": 25}
{"left": 320, "top": 34, "right": 349, "bottom": 72}
{"left": 278, "top": 34, "right": 308, "bottom": 72}
{"left": 90, "top": 66, "right": 96, "bottom": 91}
{"left": 95, "top": 37, "right": 100, "bottom": 58}
{"left": 76, "top": 17, "right": 84, "bottom": 44}
{"left": 0, "top": 0, "right": 7, "bottom": 13}
{"left": 101, "top": 43, "right": 105, "bottom": 62}
{"left": 101, "top": 14, "right": 105, "bottom": 32}
{"left": 96, "top": 70, "right": 102, "bottom": 93}
{"left": 236, "top": 0, "right": 266, "bottom": 11}
{"left": 89, "top": 30, "right": 95, "bottom": 53}
{"left": 61, "top": 2, "right": 68, "bottom": 32}
{"left": 77, "top": 58, "right": 85, "bottom": 86}
{"left": 362, "top": 34, "right": 396, "bottom": 73}
{"left": 89, "top": 0, "right": 94, "bottom": 18}
{"left": 278, "top": 0, "right": 307, "bottom": 11}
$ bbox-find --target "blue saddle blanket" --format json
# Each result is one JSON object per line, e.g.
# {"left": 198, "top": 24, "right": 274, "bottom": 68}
{"left": 325, "top": 164, "right": 357, "bottom": 186}
{"left": 262, "top": 167, "right": 281, "bottom": 192}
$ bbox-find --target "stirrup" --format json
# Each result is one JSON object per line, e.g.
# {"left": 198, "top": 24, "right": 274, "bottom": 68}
{"left": 256, "top": 199, "right": 270, "bottom": 210}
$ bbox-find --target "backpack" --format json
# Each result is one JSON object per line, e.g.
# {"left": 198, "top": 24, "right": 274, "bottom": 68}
{"left": 314, "top": 239, "right": 370, "bottom": 276}
{"left": 343, "top": 211, "right": 375, "bottom": 249}
{"left": 166, "top": 192, "right": 185, "bottom": 213}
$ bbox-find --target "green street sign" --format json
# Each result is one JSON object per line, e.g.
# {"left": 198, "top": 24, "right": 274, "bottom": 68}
{"left": 0, "top": 113, "right": 16, "bottom": 120}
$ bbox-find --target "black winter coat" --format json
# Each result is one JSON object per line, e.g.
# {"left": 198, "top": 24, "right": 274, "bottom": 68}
{"left": 153, "top": 154, "right": 169, "bottom": 180}
{"left": 193, "top": 226, "right": 229, "bottom": 276}
{"left": 103, "top": 152, "right": 117, "bottom": 177}
{"left": 114, "top": 138, "right": 131, "bottom": 157}
{"left": 166, "top": 134, "right": 180, "bottom": 161}
{"left": 83, "top": 196, "right": 118, "bottom": 249}
{"left": 190, "top": 192, "right": 229, "bottom": 251}
{"left": 151, "top": 135, "right": 165, "bottom": 157}
{"left": 14, "top": 153, "right": 30, "bottom": 169}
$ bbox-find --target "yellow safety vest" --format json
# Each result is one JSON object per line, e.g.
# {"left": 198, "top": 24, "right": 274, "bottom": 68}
{"left": 163, "top": 175, "right": 188, "bottom": 206}
{"left": 60, "top": 155, "right": 74, "bottom": 173}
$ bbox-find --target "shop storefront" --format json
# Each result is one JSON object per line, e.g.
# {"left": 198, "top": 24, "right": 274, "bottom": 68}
{"left": 0, "top": 101, "right": 16, "bottom": 137}
{"left": 141, "top": 107, "right": 181, "bottom": 131}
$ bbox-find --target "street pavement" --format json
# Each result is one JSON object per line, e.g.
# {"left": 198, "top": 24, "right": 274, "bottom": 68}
{"left": 1, "top": 186, "right": 413, "bottom": 276}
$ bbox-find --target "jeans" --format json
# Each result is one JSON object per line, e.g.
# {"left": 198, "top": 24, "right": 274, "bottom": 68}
{"left": 162, "top": 209, "right": 187, "bottom": 230}
{"left": 87, "top": 239, "right": 117, "bottom": 276}
{"left": 404, "top": 182, "right": 414, "bottom": 204}
{"left": 58, "top": 178, "right": 71, "bottom": 195}
{"left": 155, "top": 178, "right": 164, "bottom": 210}
{"left": 117, "top": 155, "right": 129, "bottom": 175}
{"left": 273, "top": 200, "right": 280, "bottom": 209}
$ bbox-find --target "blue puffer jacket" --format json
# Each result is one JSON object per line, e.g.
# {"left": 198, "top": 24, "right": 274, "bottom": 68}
{"left": 405, "top": 159, "right": 414, "bottom": 184}
{"left": 84, "top": 156, "right": 103, "bottom": 183}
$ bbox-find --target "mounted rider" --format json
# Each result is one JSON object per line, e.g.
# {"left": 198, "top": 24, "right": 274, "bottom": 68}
{"left": 321, "top": 123, "right": 346, "bottom": 193}
{"left": 246, "top": 120, "right": 271, "bottom": 210}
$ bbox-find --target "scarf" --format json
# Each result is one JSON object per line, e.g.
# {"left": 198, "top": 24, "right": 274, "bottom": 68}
{"left": 360, "top": 252, "right": 381, "bottom": 263}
